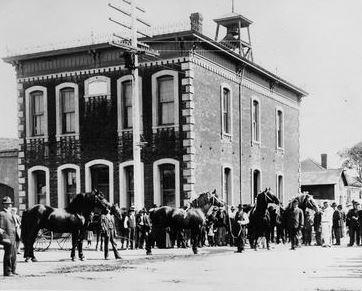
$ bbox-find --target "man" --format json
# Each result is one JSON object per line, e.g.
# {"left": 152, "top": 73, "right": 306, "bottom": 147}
{"left": 287, "top": 199, "right": 304, "bottom": 250}
{"left": 228, "top": 206, "right": 236, "bottom": 246}
{"left": 321, "top": 201, "right": 333, "bottom": 247}
{"left": 128, "top": 206, "right": 137, "bottom": 249}
{"left": 346, "top": 200, "right": 360, "bottom": 246}
{"left": 0, "top": 196, "right": 18, "bottom": 276}
{"left": 331, "top": 202, "right": 342, "bottom": 245}
{"left": 314, "top": 206, "right": 322, "bottom": 246}
{"left": 100, "top": 208, "right": 121, "bottom": 260}
{"left": 10, "top": 207, "right": 21, "bottom": 254}
{"left": 136, "top": 209, "right": 151, "bottom": 249}
{"left": 233, "top": 204, "right": 249, "bottom": 253}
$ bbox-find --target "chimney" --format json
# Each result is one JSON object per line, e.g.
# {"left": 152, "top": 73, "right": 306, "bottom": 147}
{"left": 190, "top": 12, "right": 203, "bottom": 33}
{"left": 321, "top": 153, "right": 328, "bottom": 169}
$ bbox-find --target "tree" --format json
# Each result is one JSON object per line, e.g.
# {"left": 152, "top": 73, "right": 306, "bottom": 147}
{"left": 338, "top": 141, "right": 362, "bottom": 181}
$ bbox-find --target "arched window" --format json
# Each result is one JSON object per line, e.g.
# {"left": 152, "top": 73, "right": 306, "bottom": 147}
{"left": 25, "top": 86, "right": 48, "bottom": 139}
{"left": 117, "top": 75, "right": 143, "bottom": 133}
{"left": 85, "top": 160, "right": 114, "bottom": 204}
{"left": 276, "top": 108, "right": 284, "bottom": 149}
{"left": 251, "top": 98, "right": 260, "bottom": 143}
{"left": 152, "top": 70, "right": 179, "bottom": 130}
{"left": 57, "top": 164, "right": 81, "bottom": 208}
{"left": 252, "top": 169, "right": 261, "bottom": 203}
{"left": 84, "top": 76, "right": 111, "bottom": 99}
{"left": 28, "top": 166, "right": 50, "bottom": 207}
{"left": 55, "top": 83, "right": 79, "bottom": 138}
{"left": 221, "top": 83, "right": 232, "bottom": 138}
{"left": 276, "top": 173, "right": 284, "bottom": 203}
{"left": 222, "top": 165, "right": 233, "bottom": 205}
{"left": 153, "top": 159, "right": 180, "bottom": 207}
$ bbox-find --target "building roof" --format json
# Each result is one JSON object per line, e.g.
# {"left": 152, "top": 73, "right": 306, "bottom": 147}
{"left": 301, "top": 168, "right": 346, "bottom": 186}
{"left": 213, "top": 12, "right": 253, "bottom": 28}
{"left": 301, "top": 158, "right": 326, "bottom": 172}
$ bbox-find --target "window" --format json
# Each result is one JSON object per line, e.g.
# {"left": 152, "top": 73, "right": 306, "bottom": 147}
{"left": 252, "top": 99, "right": 260, "bottom": 143}
{"left": 125, "top": 166, "right": 134, "bottom": 207}
{"left": 276, "top": 174, "right": 284, "bottom": 202}
{"left": 25, "top": 86, "right": 48, "bottom": 139}
{"left": 252, "top": 169, "right": 261, "bottom": 203}
{"left": 28, "top": 165, "right": 50, "bottom": 207}
{"left": 159, "top": 164, "right": 176, "bottom": 207}
{"left": 158, "top": 76, "right": 174, "bottom": 125}
{"left": 55, "top": 83, "right": 79, "bottom": 138}
{"left": 221, "top": 84, "right": 232, "bottom": 137}
{"left": 117, "top": 75, "right": 143, "bottom": 133}
{"left": 57, "top": 164, "right": 81, "bottom": 208}
{"left": 61, "top": 88, "right": 75, "bottom": 133}
{"left": 123, "top": 81, "right": 133, "bottom": 129}
{"left": 153, "top": 159, "right": 180, "bottom": 207}
{"left": 31, "top": 91, "right": 44, "bottom": 136}
{"left": 152, "top": 70, "right": 179, "bottom": 130}
{"left": 276, "top": 109, "right": 284, "bottom": 149}
{"left": 223, "top": 166, "right": 232, "bottom": 204}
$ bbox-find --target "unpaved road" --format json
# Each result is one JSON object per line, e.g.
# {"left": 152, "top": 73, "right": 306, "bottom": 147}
{"left": 1, "top": 243, "right": 362, "bottom": 291}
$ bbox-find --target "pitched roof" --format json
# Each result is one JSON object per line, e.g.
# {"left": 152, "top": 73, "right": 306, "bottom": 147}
{"left": 301, "top": 158, "right": 325, "bottom": 172}
{"left": 301, "top": 168, "right": 345, "bottom": 186}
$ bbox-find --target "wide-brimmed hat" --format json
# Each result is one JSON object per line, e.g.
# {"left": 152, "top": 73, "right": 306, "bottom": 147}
{"left": 2, "top": 196, "right": 12, "bottom": 204}
{"left": 230, "top": 205, "right": 235, "bottom": 210}
{"left": 129, "top": 206, "right": 135, "bottom": 211}
{"left": 331, "top": 202, "right": 337, "bottom": 207}
{"left": 352, "top": 200, "right": 360, "bottom": 205}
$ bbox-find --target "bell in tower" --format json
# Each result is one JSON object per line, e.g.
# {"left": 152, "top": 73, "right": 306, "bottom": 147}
{"left": 214, "top": 10, "right": 253, "bottom": 61}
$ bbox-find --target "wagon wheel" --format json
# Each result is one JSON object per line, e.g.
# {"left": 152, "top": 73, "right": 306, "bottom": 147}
{"left": 56, "top": 233, "right": 72, "bottom": 250}
{"left": 34, "top": 229, "right": 53, "bottom": 251}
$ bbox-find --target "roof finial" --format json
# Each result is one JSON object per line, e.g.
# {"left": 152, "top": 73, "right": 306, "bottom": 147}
{"left": 232, "top": 0, "right": 235, "bottom": 12}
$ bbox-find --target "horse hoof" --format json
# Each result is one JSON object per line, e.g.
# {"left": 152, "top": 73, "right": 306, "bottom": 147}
{"left": 71, "top": 257, "right": 75, "bottom": 262}
{"left": 31, "top": 258, "right": 38, "bottom": 262}
{"left": 146, "top": 251, "right": 152, "bottom": 256}
{"left": 193, "top": 250, "right": 198, "bottom": 255}
{"left": 79, "top": 256, "right": 85, "bottom": 261}
{"left": 25, "top": 258, "right": 29, "bottom": 263}
{"left": 115, "top": 257, "right": 122, "bottom": 260}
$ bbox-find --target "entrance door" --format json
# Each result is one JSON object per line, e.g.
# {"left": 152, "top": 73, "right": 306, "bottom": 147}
{"left": 34, "top": 170, "right": 46, "bottom": 205}
{"left": 62, "top": 169, "right": 77, "bottom": 207}
{"left": 90, "top": 165, "right": 110, "bottom": 200}
{"left": 253, "top": 169, "right": 261, "bottom": 203}
{"left": 125, "top": 166, "right": 134, "bottom": 207}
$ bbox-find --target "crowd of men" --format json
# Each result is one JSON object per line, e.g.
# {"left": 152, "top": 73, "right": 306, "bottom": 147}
{"left": 2, "top": 195, "right": 362, "bottom": 276}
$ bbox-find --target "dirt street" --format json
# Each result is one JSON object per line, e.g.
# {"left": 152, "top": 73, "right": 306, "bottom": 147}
{"left": 1, "top": 243, "right": 362, "bottom": 291}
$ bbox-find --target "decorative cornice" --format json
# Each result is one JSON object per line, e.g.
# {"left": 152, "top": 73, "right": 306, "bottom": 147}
{"left": 17, "top": 57, "right": 190, "bottom": 83}
{"left": 242, "top": 78, "right": 300, "bottom": 110}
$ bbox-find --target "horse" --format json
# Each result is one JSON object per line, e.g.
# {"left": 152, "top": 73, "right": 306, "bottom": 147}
{"left": 21, "top": 190, "right": 113, "bottom": 262}
{"left": 283, "top": 193, "right": 319, "bottom": 243}
{"left": 145, "top": 190, "right": 224, "bottom": 255}
{"left": 248, "top": 188, "right": 280, "bottom": 250}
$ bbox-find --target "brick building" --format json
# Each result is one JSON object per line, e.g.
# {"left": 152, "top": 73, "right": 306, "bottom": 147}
{"left": 3, "top": 12, "right": 306, "bottom": 213}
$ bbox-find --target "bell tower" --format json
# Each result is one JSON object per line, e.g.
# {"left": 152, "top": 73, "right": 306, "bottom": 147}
{"left": 214, "top": 1, "right": 253, "bottom": 61}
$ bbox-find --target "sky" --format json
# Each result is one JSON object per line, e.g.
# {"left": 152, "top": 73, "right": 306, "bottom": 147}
{"left": 1, "top": 0, "right": 362, "bottom": 168}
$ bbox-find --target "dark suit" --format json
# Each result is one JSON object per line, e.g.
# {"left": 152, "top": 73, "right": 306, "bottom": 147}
{"left": 0, "top": 208, "right": 17, "bottom": 276}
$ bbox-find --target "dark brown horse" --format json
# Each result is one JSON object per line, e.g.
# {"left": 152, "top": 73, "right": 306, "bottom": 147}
{"left": 146, "top": 190, "right": 224, "bottom": 255}
{"left": 248, "top": 188, "right": 280, "bottom": 250}
{"left": 21, "top": 190, "right": 112, "bottom": 262}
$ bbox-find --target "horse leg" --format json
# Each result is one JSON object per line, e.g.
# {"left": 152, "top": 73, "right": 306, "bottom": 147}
{"left": 145, "top": 228, "right": 154, "bottom": 255}
{"left": 71, "top": 232, "right": 77, "bottom": 261}
{"left": 26, "top": 227, "right": 40, "bottom": 262}
{"left": 191, "top": 227, "right": 200, "bottom": 254}
{"left": 78, "top": 231, "right": 85, "bottom": 261}
{"left": 95, "top": 230, "right": 99, "bottom": 251}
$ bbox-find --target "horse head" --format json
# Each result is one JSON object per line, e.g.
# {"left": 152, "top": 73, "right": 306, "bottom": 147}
{"left": 91, "top": 189, "right": 113, "bottom": 214}
{"left": 256, "top": 188, "right": 280, "bottom": 210}
{"left": 301, "top": 193, "right": 318, "bottom": 212}
{"left": 190, "top": 190, "right": 224, "bottom": 212}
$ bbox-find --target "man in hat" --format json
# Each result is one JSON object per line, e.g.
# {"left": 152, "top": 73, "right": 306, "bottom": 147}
{"left": 233, "top": 204, "right": 249, "bottom": 253}
{"left": 286, "top": 199, "right": 304, "bottom": 250}
{"left": 0, "top": 196, "right": 18, "bottom": 276}
{"left": 331, "top": 202, "right": 342, "bottom": 245}
{"left": 346, "top": 200, "right": 360, "bottom": 246}
{"left": 127, "top": 206, "right": 137, "bottom": 249}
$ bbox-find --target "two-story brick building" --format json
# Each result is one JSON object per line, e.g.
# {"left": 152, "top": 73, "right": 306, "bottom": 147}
{"left": 3, "top": 12, "right": 307, "bottom": 213}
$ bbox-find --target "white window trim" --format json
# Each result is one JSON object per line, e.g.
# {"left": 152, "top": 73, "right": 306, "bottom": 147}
{"left": 119, "top": 161, "right": 144, "bottom": 208}
{"left": 251, "top": 96, "right": 261, "bottom": 145}
{"left": 276, "top": 172, "right": 284, "bottom": 205}
{"left": 55, "top": 83, "right": 80, "bottom": 140}
{"left": 250, "top": 168, "right": 262, "bottom": 203}
{"left": 222, "top": 164, "right": 233, "bottom": 205}
{"left": 117, "top": 75, "right": 143, "bottom": 134}
{"left": 57, "top": 164, "right": 81, "bottom": 208}
{"left": 275, "top": 107, "right": 285, "bottom": 150}
{"left": 25, "top": 86, "right": 48, "bottom": 141}
{"left": 28, "top": 165, "right": 50, "bottom": 208}
{"left": 220, "top": 83, "right": 233, "bottom": 140}
{"left": 153, "top": 158, "right": 180, "bottom": 208}
{"left": 151, "top": 70, "right": 179, "bottom": 131}
{"left": 85, "top": 159, "right": 114, "bottom": 204}
{"left": 84, "top": 76, "right": 111, "bottom": 99}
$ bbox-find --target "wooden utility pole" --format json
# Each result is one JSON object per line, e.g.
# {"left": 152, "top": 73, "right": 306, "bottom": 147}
{"left": 109, "top": 0, "right": 158, "bottom": 210}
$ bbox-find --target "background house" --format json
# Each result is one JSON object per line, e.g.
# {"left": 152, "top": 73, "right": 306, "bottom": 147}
{"left": 301, "top": 154, "right": 362, "bottom": 205}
